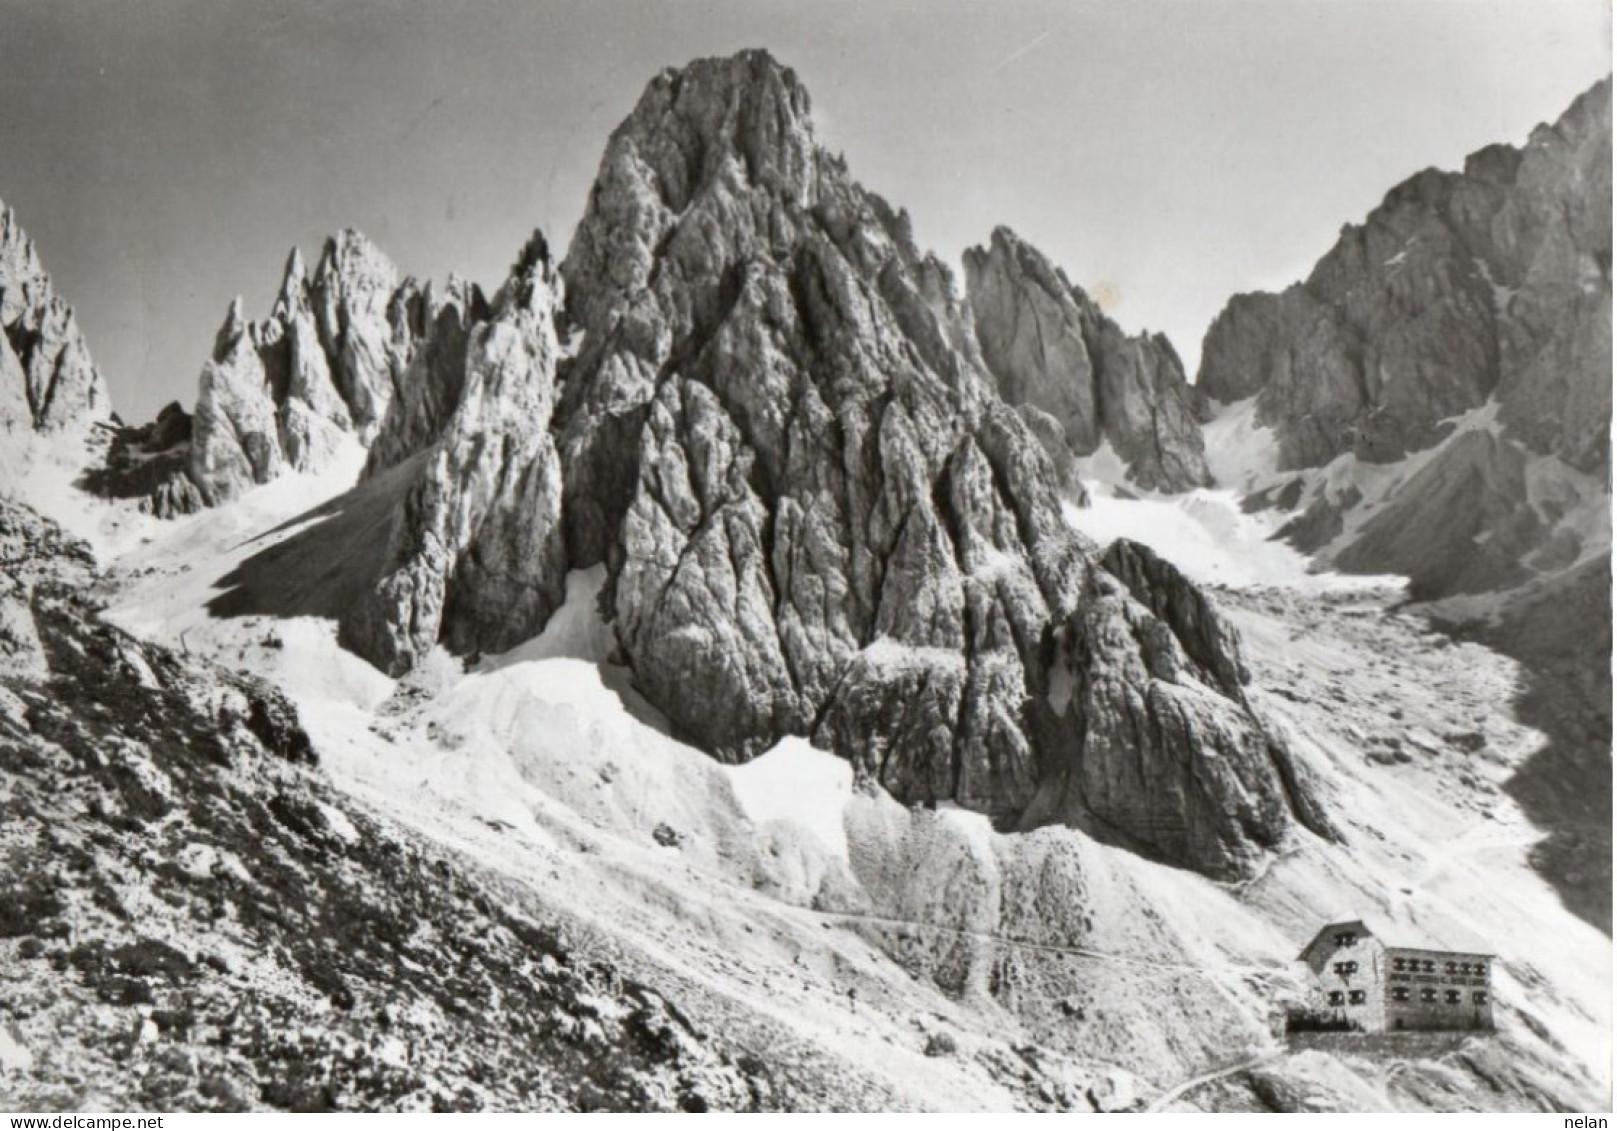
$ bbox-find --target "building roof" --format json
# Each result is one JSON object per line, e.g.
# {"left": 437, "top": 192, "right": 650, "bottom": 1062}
{"left": 1297, "top": 919, "right": 1496, "bottom": 961}
{"left": 1297, "top": 920, "right": 1373, "bottom": 960}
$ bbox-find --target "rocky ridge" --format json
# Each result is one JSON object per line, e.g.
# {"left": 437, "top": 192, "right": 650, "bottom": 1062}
{"left": 33, "top": 50, "right": 1335, "bottom": 880}
{"left": 120, "top": 232, "right": 487, "bottom": 516}
{"left": 964, "top": 226, "right": 1212, "bottom": 493}
{"left": 1200, "top": 78, "right": 1610, "bottom": 475}
{"left": 339, "top": 233, "right": 568, "bottom": 673}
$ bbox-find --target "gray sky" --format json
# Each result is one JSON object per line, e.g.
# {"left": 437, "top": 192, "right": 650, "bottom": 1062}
{"left": 0, "top": 0, "right": 1608, "bottom": 421}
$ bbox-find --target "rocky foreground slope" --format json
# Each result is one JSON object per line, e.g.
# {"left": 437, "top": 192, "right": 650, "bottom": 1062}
{"left": 0, "top": 498, "right": 787, "bottom": 1111}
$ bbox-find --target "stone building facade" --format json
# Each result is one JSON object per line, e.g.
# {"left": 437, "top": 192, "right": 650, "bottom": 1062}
{"left": 1296, "top": 920, "right": 1493, "bottom": 1033}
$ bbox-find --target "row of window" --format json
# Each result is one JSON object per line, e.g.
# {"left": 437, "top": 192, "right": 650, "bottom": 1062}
{"left": 1331, "top": 961, "right": 1360, "bottom": 977}
{"left": 1329, "top": 988, "right": 1489, "bottom": 1007}
{"left": 1391, "top": 957, "right": 1486, "bottom": 976}
{"left": 1390, "top": 987, "right": 1488, "bottom": 1005}
{"left": 1333, "top": 932, "right": 1359, "bottom": 947}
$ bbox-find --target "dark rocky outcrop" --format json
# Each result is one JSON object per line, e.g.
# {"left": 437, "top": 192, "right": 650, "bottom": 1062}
{"left": 0, "top": 201, "right": 111, "bottom": 436}
{"left": 1098, "top": 538, "right": 1251, "bottom": 694}
{"left": 77, "top": 402, "right": 198, "bottom": 511}
{"left": 964, "top": 226, "right": 1212, "bottom": 492}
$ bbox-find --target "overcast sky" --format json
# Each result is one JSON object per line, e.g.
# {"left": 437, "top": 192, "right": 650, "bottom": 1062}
{"left": 0, "top": 0, "right": 1608, "bottom": 420}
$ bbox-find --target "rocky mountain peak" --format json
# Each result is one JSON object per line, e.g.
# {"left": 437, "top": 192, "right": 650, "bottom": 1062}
{"left": 212, "top": 296, "right": 247, "bottom": 361}
{"left": 315, "top": 228, "right": 398, "bottom": 297}
{"left": 505, "top": 229, "right": 557, "bottom": 310}
{"left": 343, "top": 50, "right": 1333, "bottom": 879}
{"left": 0, "top": 197, "right": 110, "bottom": 434}
{"left": 560, "top": 49, "right": 823, "bottom": 334}
{"left": 120, "top": 229, "right": 424, "bottom": 514}
{"left": 635, "top": 48, "right": 817, "bottom": 202}
{"left": 963, "top": 225, "right": 1212, "bottom": 492}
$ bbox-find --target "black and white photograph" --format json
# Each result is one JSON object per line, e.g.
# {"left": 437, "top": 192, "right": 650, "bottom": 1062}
{"left": 0, "top": 0, "right": 1610, "bottom": 1114}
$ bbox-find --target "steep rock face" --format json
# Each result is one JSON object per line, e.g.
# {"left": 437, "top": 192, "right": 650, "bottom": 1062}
{"left": 339, "top": 235, "right": 568, "bottom": 673}
{"left": 0, "top": 201, "right": 110, "bottom": 434}
{"left": 362, "top": 274, "right": 488, "bottom": 477}
{"left": 1098, "top": 538, "right": 1251, "bottom": 693}
{"left": 185, "top": 236, "right": 398, "bottom": 508}
{"left": 226, "top": 50, "right": 1329, "bottom": 880}
{"left": 963, "top": 227, "right": 1211, "bottom": 492}
{"left": 1200, "top": 78, "right": 1611, "bottom": 476}
{"left": 535, "top": 50, "right": 1330, "bottom": 877}
{"left": 1199, "top": 78, "right": 1610, "bottom": 633}
{"left": 1194, "top": 81, "right": 1610, "bottom": 910}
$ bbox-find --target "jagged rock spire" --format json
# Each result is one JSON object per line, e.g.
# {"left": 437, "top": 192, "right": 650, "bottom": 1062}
{"left": 0, "top": 196, "right": 110, "bottom": 434}
{"left": 272, "top": 247, "right": 309, "bottom": 319}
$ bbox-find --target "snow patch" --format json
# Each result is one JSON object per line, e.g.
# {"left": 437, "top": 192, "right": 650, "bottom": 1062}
{"left": 317, "top": 801, "right": 362, "bottom": 845}
{"left": 726, "top": 737, "right": 854, "bottom": 860}
{"left": 479, "top": 566, "right": 615, "bottom": 670}
{"left": 858, "top": 637, "right": 966, "bottom": 675}
{"left": 0, "top": 428, "right": 160, "bottom": 561}
{"left": 1062, "top": 491, "right": 1399, "bottom": 593}
{"left": 1202, "top": 397, "right": 1281, "bottom": 492}
{"left": 1072, "top": 439, "right": 1133, "bottom": 497}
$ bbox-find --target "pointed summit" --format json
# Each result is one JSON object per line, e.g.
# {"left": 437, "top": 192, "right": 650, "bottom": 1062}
{"left": 272, "top": 247, "right": 309, "bottom": 319}
{"left": 315, "top": 228, "right": 398, "bottom": 299}
{"left": 212, "top": 296, "right": 247, "bottom": 361}
{"left": 0, "top": 197, "right": 110, "bottom": 433}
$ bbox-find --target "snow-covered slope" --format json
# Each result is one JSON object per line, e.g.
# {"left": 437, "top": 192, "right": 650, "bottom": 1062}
{"left": 1062, "top": 489, "right": 1402, "bottom": 594}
